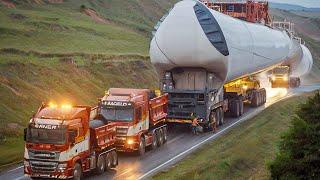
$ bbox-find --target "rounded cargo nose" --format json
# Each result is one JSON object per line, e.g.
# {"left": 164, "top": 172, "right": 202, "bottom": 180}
{"left": 150, "top": 0, "right": 229, "bottom": 69}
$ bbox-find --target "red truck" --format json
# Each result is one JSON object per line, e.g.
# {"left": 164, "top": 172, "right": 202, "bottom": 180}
{"left": 23, "top": 103, "right": 118, "bottom": 180}
{"left": 95, "top": 88, "right": 168, "bottom": 155}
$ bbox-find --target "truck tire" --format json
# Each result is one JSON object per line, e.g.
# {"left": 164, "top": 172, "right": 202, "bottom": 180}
{"left": 163, "top": 127, "right": 168, "bottom": 143}
{"left": 138, "top": 136, "right": 146, "bottom": 156}
{"left": 151, "top": 132, "right": 158, "bottom": 150}
{"left": 105, "top": 152, "right": 112, "bottom": 170}
{"left": 111, "top": 150, "right": 118, "bottom": 168}
{"left": 73, "top": 163, "right": 82, "bottom": 180}
{"left": 157, "top": 129, "right": 164, "bottom": 147}
{"left": 96, "top": 155, "right": 106, "bottom": 174}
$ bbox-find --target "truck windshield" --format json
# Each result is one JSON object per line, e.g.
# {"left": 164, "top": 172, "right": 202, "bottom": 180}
{"left": 101, "top": 107, "right": 133, "bottom": 121}
{"left": 27, "top": 127, "right": 66, "bottom": 145}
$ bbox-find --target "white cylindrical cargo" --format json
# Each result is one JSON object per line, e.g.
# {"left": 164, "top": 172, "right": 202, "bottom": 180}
{"left": 150, "top": 0, "right": 313, "bottom": 88}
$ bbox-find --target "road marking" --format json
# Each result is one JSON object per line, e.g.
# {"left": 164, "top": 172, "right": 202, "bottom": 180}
{"left": 138, "top": 91, "right": 298, "bottom": 180}
{"left": 8, "top": 165, "right": 23, "bottom": 173}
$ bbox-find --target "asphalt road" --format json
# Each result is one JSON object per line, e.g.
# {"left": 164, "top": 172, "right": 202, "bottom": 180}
{"left": 1, "top": 84, "right": 319, "bottom": 180}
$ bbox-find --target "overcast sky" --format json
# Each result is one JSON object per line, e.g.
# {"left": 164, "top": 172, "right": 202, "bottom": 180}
{"left": 268, "top": 0, "right": 320, "bottom": 8}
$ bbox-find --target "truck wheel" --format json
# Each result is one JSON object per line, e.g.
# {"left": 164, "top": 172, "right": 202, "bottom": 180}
{"left": 105, "top": 152, "right": 112, "bottom": 170}
{"left": 151, "top": 132, "right": 158, "bottom": 150}
{"left": 96, "top": 155, "right": 106, "bottom": 174}
{"left": 163, "top": 127, "right": 168, "bottom": 143}
{"left": 111, "top": 150, "right": 118, "bottom": 168}
{"left": 73, "top": 163, "right": 82, "bottom": 180}
{"left": 138, "top": 136, "right": 146, "bottom": 156}
{"left": 157, "top": 129, "right": 164, "bottom": 147}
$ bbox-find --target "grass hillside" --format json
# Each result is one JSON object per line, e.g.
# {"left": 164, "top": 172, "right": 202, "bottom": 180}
{"left": 0, "top": 0, "right": 178, "bottom": 169}
{"left": 270, "top": 9, "right": 320, "bottom": 84}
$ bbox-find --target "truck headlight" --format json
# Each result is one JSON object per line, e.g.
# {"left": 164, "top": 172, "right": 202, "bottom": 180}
{"left": 127, "top": 139, "right": 134, "bottom": 145}
{"left": 283, "top": 76, "right": 288, "bottom": 81}
{"left": 272, "top": 76, "right": 276, "bottom": 81}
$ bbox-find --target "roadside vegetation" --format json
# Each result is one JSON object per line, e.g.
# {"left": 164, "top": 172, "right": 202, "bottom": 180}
{"left": 269, "top": 92, "right": 320, "bottom": 179}
{"left": 153, "top": 93, "right": 314, "bottom": 179}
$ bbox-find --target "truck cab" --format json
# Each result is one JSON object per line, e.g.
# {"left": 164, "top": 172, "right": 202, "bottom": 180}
{"left": 24, "top": 103, "right": 118, "bottom": 179}
{"left": 97, "top": 88, "right": 168, "bottom": 155}
{"left": 270, "top": 66, "right": 301, "bottom": 88}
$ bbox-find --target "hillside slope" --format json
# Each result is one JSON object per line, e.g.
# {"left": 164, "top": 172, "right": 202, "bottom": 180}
{"left": 0, "top": 0, "right": 178, "bottom": 168}
{"left": 270, "top": 9, "right": 320, "bottom": 84}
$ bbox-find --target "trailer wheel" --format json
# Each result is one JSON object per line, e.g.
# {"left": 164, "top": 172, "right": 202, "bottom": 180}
{"left": 111, "top": 150, "right": 118, "bottom": 168}
{"left": 96, "top": 155, "right": 106, "bottom": 174}
{"left": 138, "top": 136, "right": 146, "bottom": 156}
{"left": 73, "top": 163, "right": 82, "bottom": 180}
{"left": 251, "top": 91, "right": 259, "bottom": 107}
{"left": 157, "top": 129, "right": 164, "bottom": 147}
{"left": 239, "top": 100, "right": 244, "bottom": 116}
{"left": 163, "top": 127, "right": 168, "bottom": 143}
{"left": 105, "top": 152, "right": 112, "bottom": 170}
{"left": 230, "top": 100, "right": 240, "bottom": 118}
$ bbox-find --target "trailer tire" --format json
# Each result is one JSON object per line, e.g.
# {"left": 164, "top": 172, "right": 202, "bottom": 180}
{"left": 73, "top": 163, "right": 82, "bottom": 180}
{"left": 111, "top": 150, "right": 118, "bottom": 168}
{"left": 230, "top": 100, "right": 240, "bottom": 118}
{"left": 239, "top": 99, "right": 244, "bottom": 116}
{"left": 105, "top": 152, "right": 112, "bottom": 170}
{"left": 138, "top": 136, "right": 146, "bottom": 156}
{"left": 96, "top": 155, "right": 106, "bottom": 174}
{"left": 251, "top": 91, "right": 259, "bottom": 107}
{"left": 218, "top": 107, "right": 224, "bottom": 125}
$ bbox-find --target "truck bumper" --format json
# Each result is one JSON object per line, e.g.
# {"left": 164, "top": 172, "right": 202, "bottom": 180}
{"left": 166, "top": 119, "right": 192, "bottom": 124}
{"left": 24, "top": 162, "right": 73, "bottom": 179}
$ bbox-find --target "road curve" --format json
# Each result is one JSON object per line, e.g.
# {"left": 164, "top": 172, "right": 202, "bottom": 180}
{"left": 1, "top": 84, "right": 319, "bottom": 180}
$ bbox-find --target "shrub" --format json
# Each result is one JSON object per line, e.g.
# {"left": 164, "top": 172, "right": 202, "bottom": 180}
{"left": 269, "top": 92, "right": 320, "bottom": 179}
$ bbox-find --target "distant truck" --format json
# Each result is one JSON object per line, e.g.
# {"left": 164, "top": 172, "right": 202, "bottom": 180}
{"left": 23, "top": 103, "right": 118, "bottom": 180}
{"left": 95, "top": 88, "right": 168, "bottom": 155}
{"left": 270, "top": 66, "right": 301, "bottom": 88}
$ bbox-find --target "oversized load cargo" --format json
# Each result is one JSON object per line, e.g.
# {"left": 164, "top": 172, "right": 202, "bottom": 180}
{"left": 150, "top": 0, "right": 313, "bottom": 89}
{"left": 149, "top": 0, "right": 313, "bottom": 129}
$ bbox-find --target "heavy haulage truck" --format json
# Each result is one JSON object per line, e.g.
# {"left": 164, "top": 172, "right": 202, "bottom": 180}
{"left": 94, "top": 88, "right": 168, "bottom": 155}
{"left": 24, "top": 103, "right": 118, "bottom": 180}
{"left": 150, "top": 0, "right": 313, "bottom": 129}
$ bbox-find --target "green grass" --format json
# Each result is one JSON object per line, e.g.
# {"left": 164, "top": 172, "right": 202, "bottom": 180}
{"left": 0, "top": 137, "right": 25, "bottom": 170}
{"left": 153, "top": 94, "right": 313, "bottom": 180}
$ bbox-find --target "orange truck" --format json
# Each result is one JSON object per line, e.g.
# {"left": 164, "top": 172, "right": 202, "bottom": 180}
{"left": 95, "top": 88, "right": 168, "bottom": 155}
{"left": 23, "top": 103, "right": 118, "bottom": 180}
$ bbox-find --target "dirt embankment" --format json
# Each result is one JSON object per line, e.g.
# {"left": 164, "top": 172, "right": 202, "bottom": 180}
{"left": 81, "top": 8, "right": 110, "bottom": 24}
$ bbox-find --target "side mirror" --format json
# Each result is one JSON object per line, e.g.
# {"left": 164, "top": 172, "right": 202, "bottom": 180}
{"left": 23, "top": 128, "right": 27, "bottom": 142}
{"left": 68, "top": 130, "right": 76, "bottom": 145}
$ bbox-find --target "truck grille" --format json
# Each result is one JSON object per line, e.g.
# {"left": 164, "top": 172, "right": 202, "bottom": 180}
{"left": 115, "top": 127, "right": 128, "bottom": 147}
{"left": 30, "top": 161, "right": 58, "bottom": 173}
{"left": 28, "top": 150, "right": 59, "bottom": 160}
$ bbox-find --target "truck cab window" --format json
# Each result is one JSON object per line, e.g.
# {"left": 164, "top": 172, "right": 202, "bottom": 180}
{"left": 135, "top": 107, "right": 142, "bottom": 121}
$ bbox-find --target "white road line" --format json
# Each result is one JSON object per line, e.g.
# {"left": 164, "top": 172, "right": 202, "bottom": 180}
{"left": 8, "top": 165, "right": 23, "bottom": 173}
{"left": 138, "top": 92, "right": 297, "bottom": 180}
